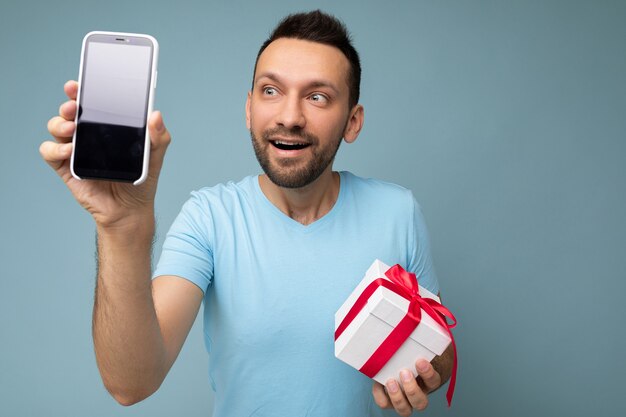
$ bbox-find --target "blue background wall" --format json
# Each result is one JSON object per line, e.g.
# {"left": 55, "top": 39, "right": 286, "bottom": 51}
{"left": 1, "top": 0, "right": 625, "bottom": 416}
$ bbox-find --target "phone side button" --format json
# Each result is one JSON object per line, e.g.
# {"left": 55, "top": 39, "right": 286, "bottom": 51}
{"left": 154, "top": 70, "right": 158, "bottom": 89}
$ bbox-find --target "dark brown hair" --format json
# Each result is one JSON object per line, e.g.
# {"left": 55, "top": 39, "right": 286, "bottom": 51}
{"left": 253, "top": 10, "right": 361, "bottom": 108}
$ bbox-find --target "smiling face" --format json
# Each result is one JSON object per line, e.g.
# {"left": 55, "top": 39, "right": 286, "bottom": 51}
{"left": 246, "top": 38, "right": 363, "bottom": 189}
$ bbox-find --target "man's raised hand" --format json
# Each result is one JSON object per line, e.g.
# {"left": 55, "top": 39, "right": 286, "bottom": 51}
{"left": 40, "top": 80, "right": 172, "bottom": 229}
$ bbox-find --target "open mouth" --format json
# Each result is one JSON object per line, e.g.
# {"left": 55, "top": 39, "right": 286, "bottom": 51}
{"left": 270, "top": 140, "right": 310, "bottom": 151}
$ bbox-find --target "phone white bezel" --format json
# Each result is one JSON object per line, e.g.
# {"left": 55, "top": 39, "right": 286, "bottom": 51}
{"left": 70, "top": 31, "right": 159, "bottom": 186}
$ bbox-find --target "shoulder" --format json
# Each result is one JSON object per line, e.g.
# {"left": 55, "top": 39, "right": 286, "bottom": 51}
{"left": 341, "top": 171, "right": 416, "bottom": 210}
{"left": 342, "top": 171, "right": 412, "bottom": 196}
{"left": 184, "top": 175, "right": 257, "bottom": 211}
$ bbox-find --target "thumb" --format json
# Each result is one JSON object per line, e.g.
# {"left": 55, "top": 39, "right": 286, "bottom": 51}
{"left": 147, "top": 110, "right": 171, "bottom": 177}
{"left": 415, "top": 359, "right": 441, "bottom": 393}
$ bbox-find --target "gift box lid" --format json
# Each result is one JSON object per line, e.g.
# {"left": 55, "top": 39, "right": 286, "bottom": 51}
{"left": 335, "top": 260, "right": 450, "bottom": 356}
{"left": 367, "top": 284, "right": 450, "bottom": 355}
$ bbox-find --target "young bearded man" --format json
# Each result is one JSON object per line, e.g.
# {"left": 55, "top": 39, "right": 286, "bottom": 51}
{"left": 40, "top": 10, "right": 453, "bottom": 417}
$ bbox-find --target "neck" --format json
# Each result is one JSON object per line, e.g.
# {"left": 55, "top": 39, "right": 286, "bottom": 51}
{"left": 259, "top": 168, "right": 340, "bottom": 225}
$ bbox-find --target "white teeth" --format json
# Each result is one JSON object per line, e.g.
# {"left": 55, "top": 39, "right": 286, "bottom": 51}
{"left": 274, "top": 141, "right": 306, "bottom": 146}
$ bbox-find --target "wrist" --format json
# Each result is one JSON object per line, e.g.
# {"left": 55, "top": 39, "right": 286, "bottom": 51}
{"left": 96, "top": 211, "right": 155, "bottom": 245}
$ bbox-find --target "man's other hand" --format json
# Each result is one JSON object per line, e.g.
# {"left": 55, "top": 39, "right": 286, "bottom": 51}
{"left": 372, "top": 359, "right": 442, "bottom": 416}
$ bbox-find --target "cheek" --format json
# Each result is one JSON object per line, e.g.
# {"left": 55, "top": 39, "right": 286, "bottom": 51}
{"left": 310, "top": 111, "right": 349, "bottom": 139}
{"left": 248, "top": 103, "right": 273, "bottom": 131}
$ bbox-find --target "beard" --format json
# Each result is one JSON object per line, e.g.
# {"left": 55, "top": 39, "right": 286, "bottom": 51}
{"left": 250, "top": 126, "right": 342, "bottom": 189}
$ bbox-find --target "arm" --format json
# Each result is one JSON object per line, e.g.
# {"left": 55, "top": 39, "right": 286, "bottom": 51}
{"left": 40, "top": 81, "right": 202, "bottom": 405}
{"left": 93, "top": 224, "right": 203, "bottom": 405}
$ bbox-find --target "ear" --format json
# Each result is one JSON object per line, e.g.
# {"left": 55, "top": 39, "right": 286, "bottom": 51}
{"left": 343, "top": 104, "right": 364, "bottom": 144}
{"left": 245, "top": 91, "right": 252, "bottom": 130}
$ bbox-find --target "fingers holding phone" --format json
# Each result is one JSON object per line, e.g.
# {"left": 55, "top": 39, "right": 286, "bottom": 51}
{"left": 47, "top": 80, "right": 79, "bottom": 142}
{"left": 40, "top": 81, "right": 79, "bottom": 175}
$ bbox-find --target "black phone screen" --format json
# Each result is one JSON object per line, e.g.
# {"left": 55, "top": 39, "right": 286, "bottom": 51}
{"left": 73, "top": 34, "right": 155, "bottom": 182}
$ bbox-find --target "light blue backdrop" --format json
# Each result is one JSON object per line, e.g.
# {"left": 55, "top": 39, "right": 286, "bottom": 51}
{"left": 1, "top": 0, "right": 625, "bottom": 416}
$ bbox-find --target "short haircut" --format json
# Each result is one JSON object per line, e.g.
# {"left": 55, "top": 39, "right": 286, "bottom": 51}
{"left": 253, "top": 10, "right": 361, "bottom": 108}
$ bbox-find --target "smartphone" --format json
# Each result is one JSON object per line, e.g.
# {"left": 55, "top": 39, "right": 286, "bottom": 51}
{"left": 71, "top": 31, "right": 159, "bottom": 185}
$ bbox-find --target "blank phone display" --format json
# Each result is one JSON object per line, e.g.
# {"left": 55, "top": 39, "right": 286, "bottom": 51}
{"left": 73, "top": 37, "right": 153, "bottom": 182}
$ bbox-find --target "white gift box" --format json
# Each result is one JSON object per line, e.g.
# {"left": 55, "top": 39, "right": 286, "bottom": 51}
{"left": 335, "top": 260, "right": 451, "bottom": 384}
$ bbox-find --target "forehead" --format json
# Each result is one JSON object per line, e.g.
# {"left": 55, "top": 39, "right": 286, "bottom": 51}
{"left": 254, "top": 38, "right": 350, "bottom": 91}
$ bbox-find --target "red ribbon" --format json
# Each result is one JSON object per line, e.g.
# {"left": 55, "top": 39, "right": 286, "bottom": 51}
{"left": 335, "top": 264, "right": 458, "bottom": 406}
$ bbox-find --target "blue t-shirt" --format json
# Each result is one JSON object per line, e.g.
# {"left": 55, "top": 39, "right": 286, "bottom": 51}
{"left": 154, "top": 171, "right": 439, "bottom": 417}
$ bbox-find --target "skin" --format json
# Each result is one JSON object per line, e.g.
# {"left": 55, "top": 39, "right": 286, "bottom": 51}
{"left": 40, "top": 38, "right": 451, "bottom": 414}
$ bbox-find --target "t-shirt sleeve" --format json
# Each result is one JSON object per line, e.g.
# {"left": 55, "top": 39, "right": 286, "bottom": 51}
{"left": 407, "top": 196, "right": 440, "bottom": 295}
{"left": 152, "top": 191, "right": 214, "bottom": 293}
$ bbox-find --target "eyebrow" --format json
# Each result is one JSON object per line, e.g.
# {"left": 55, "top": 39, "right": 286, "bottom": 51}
{"left": 255, "top": 72, "right": 341, "bottom": 95}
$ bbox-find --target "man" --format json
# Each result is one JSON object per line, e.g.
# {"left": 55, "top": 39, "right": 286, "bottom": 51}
{"left": 40, "top": 10, "right": 453, "bottom": 417}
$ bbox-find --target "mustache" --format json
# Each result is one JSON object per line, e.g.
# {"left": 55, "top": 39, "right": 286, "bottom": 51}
{"left": 262, "top": 127, "right": 318, "bottom": 144}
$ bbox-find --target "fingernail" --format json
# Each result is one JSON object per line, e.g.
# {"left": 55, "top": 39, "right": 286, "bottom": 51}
{"left": 386, "top": 379, "right": 399, "bottom": 394}
{"left": 400, "top": 370, "right": 412, "bottom": 382}
{"left": 416, "top": 361, "right": 429, "bottom": 373}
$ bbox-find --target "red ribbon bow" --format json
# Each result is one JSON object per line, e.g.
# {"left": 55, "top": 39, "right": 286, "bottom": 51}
{"left": 335, "top": 264, "right": 458, "bottom": 406}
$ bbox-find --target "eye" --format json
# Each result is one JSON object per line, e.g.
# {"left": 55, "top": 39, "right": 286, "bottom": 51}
{"left": 263, "top": 87, "right": 278, "bottom": 96}
{"left": 309, "top": 93, "right": 329, "bottom": 104}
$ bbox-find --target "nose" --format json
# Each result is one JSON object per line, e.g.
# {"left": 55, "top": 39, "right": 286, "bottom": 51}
{"left": 276, "top": 95, "right": 306, "bottom": 130}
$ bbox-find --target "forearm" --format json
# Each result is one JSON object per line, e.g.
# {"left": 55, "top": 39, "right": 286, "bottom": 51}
{"left": 92, "top": 215, "right": 167, "bottom": 405}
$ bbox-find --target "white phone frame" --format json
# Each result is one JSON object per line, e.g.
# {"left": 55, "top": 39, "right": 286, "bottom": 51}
{"left": 70, "top": 31, "right": 159, "bottom": 185}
